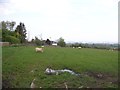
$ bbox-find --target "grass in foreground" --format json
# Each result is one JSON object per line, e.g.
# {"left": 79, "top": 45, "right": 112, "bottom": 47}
{"left": 2, "top": 46, "right": 118, "bottom": 88}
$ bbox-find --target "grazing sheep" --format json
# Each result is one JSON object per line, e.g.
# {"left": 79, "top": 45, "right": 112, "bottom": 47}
{"left": 41, "top": 46, "right": 44, "bottom": 48}
{"left": 35, "top": 47, "right": 43, "bottom": 52}
{"left": 78, "top": 47, "right": 81, "bottom": 49}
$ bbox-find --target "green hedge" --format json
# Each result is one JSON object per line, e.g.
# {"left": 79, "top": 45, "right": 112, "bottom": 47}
{"left": 5, "top": 35, "right": 20, "bottom": 44}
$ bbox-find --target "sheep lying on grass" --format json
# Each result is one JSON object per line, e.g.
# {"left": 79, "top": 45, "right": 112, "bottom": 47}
{"left": 35, "top": 47, "right": 43, "bottom": 52}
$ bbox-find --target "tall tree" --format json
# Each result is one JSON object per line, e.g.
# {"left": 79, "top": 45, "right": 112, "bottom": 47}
{"left": 1, "top": 21, "right": 7, "bottom": 31}
{"left": 34, "top": 36, "right": 42, "bottom": 46}
{"left": 9, "top": 21, "right": 16, "bottom": 31}
{"left": 45, "top": 39, "right": 51, "bottom": 45}
{"left": 1, "top": 21, "right": 16, "bottom": 31}
{"left": 15, "top": 22, "right": 27, "bottom": 43}
{"left": 57, "top": 37, "right": 66, "bottom": 47}
{"left": 0, "top": 21, "right": 20, "bottom": 43}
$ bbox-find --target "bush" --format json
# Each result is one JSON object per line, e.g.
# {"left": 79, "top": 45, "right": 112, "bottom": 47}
{"left": 34, "top": 36, "right": 43, "bottom": 46}
{"left": 0, "top": 29, "right": 2, "bottom": 41}
{"left": 57, "top": 37, "right": 66, "bottom": 47}
{"left": 5, "top": 35, "right": 20, "bottom": 44}
{"left": 35, "top": 39, "right": 42, "bottom": 46}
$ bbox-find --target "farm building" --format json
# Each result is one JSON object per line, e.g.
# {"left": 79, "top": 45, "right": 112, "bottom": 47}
{"left": 43, "top": 39, "right": 57, "bottom": 46}
{"left": 27, "top": 39, "right": 58, "bottom": 46}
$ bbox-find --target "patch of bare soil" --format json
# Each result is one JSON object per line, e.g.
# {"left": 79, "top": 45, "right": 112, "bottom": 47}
{"left": 84, "top": 71, "right": 118, "bottom": 87}
{"left": 2, "top": 74, "right": 15, "bottom": 88}
{"left": 2, "top": 78, "right": 12, "bottom": 88}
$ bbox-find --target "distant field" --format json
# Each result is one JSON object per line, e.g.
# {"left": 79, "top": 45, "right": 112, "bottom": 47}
{"left": 2, "top": 46, "right": 118, "bottom": 88}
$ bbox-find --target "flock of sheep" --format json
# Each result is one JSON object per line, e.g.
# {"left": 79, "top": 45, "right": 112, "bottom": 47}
{"left": 73, "top": 46, "right": 82, "bottom": 49}
{"left": 35, "top": 46, "right": 82, "bottom": 53}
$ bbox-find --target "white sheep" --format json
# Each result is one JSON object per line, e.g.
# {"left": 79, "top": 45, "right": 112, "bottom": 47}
{"left": 35, "top": 47, "right": 43, "bottom": 52}
{"left": 41, "top": 46, "right": 44, "bottom": 48}
{"left": 78, "top": 47, "right": 82, "bottom": 49}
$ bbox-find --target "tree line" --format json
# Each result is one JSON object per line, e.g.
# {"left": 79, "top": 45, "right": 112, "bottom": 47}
{"left": 0, "top": 21, "right": 27, "bottom": 44}
{"left": 0, "top": 21, "right": 66, "bottom": 47}
{"left": 67, "top": 42, "right": 119, "bottom": 50}
{"left": 30, "top": 36, "right": 66, "bottom": 47}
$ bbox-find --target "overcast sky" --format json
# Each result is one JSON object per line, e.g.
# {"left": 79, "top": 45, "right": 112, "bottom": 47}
{"left": 0, "top": 0, "right": 118, "bottom": 43}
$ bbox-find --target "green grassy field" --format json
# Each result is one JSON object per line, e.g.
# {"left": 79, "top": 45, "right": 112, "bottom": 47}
{"left": 2, "top": 46, "right": 118, "bottom": 88}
